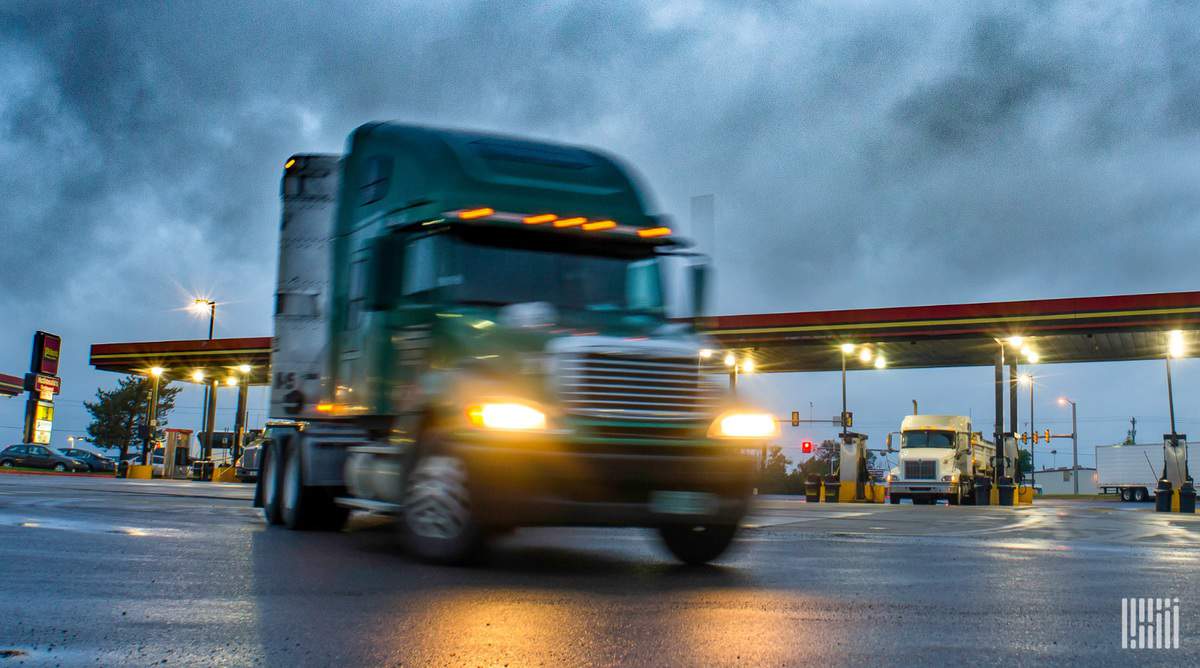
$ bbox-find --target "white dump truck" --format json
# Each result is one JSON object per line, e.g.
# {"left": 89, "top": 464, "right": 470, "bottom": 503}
{"left": 886, "top": 415, "right": 994, "bottom": 505}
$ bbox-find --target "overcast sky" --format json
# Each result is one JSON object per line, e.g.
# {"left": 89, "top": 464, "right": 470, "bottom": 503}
{"left": 2, "top": 1, "right": 1199, "bottom": 467}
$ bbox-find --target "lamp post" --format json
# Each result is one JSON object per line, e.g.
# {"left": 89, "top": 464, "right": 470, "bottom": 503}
{"left": 724, "top": 352, "right": 737, "bottom": 393}
{"left": 145, "top": 366, "right": 163, "bottom": 466}
{"left": 1166, "top": 330, "right": 1184, "bottom": 437}
{"left": 1058, "top": 397, "right": 1078, "bottom": 495}
{"left": 1020, "top": 372, "right": 1035, "bottom": 487}
{"left": 191, "top": 298, "right": 217, "bottom": 462}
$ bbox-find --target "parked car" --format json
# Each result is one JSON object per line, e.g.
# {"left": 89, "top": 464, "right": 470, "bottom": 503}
{"left": 0, "top": 444, "right": 89, "bottom": 472}
{"left": 59, "top": 448, "right": 117, "bottom": 473}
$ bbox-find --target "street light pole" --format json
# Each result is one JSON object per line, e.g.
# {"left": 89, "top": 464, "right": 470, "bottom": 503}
{"left": 1059, "top": 397, "right": 1078, "bottom": 495}
{"left": 1166, "top": 353, "right": 1178, "bottom": 438}
{"left": 192, "top": 299, "right": 217, "bottom": 463}
{"left": 1029, "top": 378, "right": 1035, "bottom": 488}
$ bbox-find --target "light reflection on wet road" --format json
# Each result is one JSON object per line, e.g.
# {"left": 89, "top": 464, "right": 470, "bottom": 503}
{"left": 0, "top": 475, "right": 1197, "bottom": 665}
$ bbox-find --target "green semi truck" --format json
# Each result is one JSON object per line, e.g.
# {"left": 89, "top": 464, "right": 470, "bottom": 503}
{"left": 254, "top": 123, "right": 775, "bottom": 564}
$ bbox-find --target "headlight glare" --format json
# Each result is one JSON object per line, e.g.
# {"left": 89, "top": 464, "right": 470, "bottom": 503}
{"left": 710, "top": 411, "right": 779, "bottom": 439}
{"left": 466, "top": 402, "right": 547, "bottom": 431}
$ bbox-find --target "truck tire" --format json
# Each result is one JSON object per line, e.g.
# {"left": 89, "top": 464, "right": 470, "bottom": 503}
{"left": 889, "top": 495, "right": 901, "bottom": 505}
{"left": 261, "top": 438, "right": 285, "bottom": 525}
{"left": 658, "top": 523, "right": 738, "bottom": 565}
{"left": 1120, "top": 488, "right": 1133, "bottom": 502}
{"left": 947, "top": 492, "right": 960, "bottom": 506}
{"left": 281, "top": 439, "right": 349, "bottom": 531}
{"left": 1133, "top": 487, "right": 1148, "bottom": 503}
{"left": 402, "top": 453, "right": 484, "bottom": 564}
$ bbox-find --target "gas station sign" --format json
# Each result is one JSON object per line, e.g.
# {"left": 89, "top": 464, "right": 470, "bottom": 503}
{"left": 22, "top": 331, "right": 62, "bottom": 445}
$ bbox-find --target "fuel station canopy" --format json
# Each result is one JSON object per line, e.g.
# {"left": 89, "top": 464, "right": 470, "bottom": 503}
{"left": 89, "top": 337, "right": 272, "bottom": 385}
{"left": 702, "top": 291, "right": 1200, "bottom": 372}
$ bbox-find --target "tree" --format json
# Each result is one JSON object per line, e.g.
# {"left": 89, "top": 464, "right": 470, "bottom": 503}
{"left": 84, "top": 375, "right": 182, "bottom": 461}
{"left": 1018, "top": 449, "right": 1033, "bottom": 474}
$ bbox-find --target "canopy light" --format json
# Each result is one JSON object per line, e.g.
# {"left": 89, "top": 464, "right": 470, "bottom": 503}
{"left": 149, "top": 367, "right": 164, "bottom": 378}
{"left": 724, "top": 352, "right": 737, "bottom": 367}
{"left": 1168, "top": 330, "right": 1185, "bottom": 358}
{"left": 840, "top": 343, "right": 856, "bottom": 354}
{"left": 858, "top": 347, "right": 874, "bottom": 363}
{"left": 874, "top": 355, "right": 887, "bottom": 369}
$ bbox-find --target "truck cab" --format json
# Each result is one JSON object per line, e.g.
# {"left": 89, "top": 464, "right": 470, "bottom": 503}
{"left": 257, "top": 123, "right": 772, "bottom": 564}
{"left": 887, "top": 415, "right": 993, "bottom": 505}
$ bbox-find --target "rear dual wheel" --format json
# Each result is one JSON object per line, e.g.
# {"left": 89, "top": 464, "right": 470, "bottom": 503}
{"left": 280, "top": 441, "right": 349, "bottom": 531}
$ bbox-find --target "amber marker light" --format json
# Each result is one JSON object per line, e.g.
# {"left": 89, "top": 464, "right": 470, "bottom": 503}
{"left": 553, "top": 217, "right": 587, "bottom": 228}
{"left": 582, "top": 220, "right": 617, "bottom": 231}
{"left": 637, "top": 226, "right": 671, "bottom": 238}
{"left": 459, "top": 207, "right": 495, "bottom": 219}
{"left": 523, "top": 214, "right": 557, "bottom": 225}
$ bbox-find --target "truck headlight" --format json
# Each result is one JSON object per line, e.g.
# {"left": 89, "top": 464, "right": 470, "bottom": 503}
{"left": 709, "top": 411, "right": 779, "bottom": 439}
{"left": 466, "top": 402, "right": 547, "bottom": 431}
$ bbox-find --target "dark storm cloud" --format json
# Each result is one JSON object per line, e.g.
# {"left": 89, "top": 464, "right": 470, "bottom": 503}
{"left": 0, "top": 1, "right": 1198, "bottom": 444}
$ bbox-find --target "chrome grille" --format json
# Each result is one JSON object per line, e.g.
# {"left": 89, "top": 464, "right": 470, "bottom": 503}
{"left": 559, "top": 353, "right": 722, "bottom": 421}
{"left": 904, "top": 460, "right": 936, "bottom": 480}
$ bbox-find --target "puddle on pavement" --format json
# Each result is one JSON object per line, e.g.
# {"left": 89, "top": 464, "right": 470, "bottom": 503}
{"left": 0, "top": 513, "right": 182, "bottom": 538}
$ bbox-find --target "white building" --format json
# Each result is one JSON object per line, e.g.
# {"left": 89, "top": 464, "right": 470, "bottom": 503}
{"left": 1031, "top": 466, "right": 1098, "bottom": 495}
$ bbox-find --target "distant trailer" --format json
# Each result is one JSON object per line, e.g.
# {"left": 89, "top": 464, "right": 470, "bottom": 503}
{"left": 1095, "top": 444, "right": 1172, "bottom": 502}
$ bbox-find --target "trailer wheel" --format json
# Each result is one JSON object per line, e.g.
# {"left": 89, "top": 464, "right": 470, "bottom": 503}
{"left": 402, "top": 453, "right": 484, "bottom": 564}
{"left": 1133, "top": 487, "right": 1148, "bottom": 503}
{"left": 658, "top": 523, "right": 738, "bottom": 565}
{"left": 261, "top": 438, "right": 285, "bottom": 525}
{"left": 281, "top": 439, "right": 349, "bottom": 531}
{"left": 1120, "top": 488, "right": 1134, "bottom": 502}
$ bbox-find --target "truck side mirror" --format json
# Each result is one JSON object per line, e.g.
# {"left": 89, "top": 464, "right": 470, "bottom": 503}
{"left": 689, "top": 262, "right": 710, "bottom": 317}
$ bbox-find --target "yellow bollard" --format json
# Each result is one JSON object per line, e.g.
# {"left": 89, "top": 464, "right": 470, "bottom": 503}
{"left": 1172, "top": 489, "right": 1181, "bottom": 513}
{"left": 817, "top": 482, "right": 825, "bottom": 503}
{"left": 212, "top": 465, "right": 240, "bottom": 483}
{"left": 126, "top": 464, "right": 153, "bottom": 480}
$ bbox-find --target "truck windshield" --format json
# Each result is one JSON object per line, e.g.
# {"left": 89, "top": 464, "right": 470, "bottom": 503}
{"left": 439, "top": 229, "right": 665, "bottom": 313}
{"left": 901, "top": 431, "right": 955, "bottom": 448}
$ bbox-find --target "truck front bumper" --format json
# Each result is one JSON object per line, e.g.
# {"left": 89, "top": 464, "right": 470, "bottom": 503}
{"left": 451, "top": 437, "right": 757, "bottom": 528}
{"left": 889, "top": 481, "right": 958, "bottom": 498}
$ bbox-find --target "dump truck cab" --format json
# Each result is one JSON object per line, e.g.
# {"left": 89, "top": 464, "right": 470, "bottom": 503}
{"left": 887, "top": 415, "right": 994, "bottom": 505}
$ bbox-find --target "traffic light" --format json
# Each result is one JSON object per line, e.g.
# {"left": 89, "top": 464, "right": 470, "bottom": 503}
{"left": 841, "top": 411, "right": 853, "bottom": 428}
{"left": 1032, "top": 430, "right": 1039, "bottom": 444}
{"left": 1021, "top": 432, "right": 1028, "bottom": 444}
{"left": 1044, "top": 429, "right": 1052, "bottom": 443}
{"left": 791, "top": 411, "right": 800, "bottom": 427}
{"left": 801, "top": 440, "right": 813, "bottom": 454}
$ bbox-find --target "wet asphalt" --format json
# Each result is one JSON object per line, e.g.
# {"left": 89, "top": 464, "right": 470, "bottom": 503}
{"left": 0, "top": 473, "right": 1198, "bottom": 666}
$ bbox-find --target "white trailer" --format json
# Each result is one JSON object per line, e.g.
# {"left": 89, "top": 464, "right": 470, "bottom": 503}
{"left": 1095, "top": 444, "right": 1164, "bottom": 502}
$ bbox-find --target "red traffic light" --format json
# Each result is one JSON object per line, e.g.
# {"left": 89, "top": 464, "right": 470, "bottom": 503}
{"left": 801, "top": 440, "right": 813, "bottom": 454}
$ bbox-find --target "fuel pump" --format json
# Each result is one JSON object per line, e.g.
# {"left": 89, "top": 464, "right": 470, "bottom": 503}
{"left": 1156, "top": 433, "right": 1195, "bottom": 513}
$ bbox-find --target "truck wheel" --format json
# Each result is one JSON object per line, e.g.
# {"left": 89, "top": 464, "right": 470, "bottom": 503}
{"left": 658, "top": 523, "right": 738, "bottom": 565}
{"left": 947, "top": 492, "right": 960, "bottom": 506}
{"left": 1120, "top": 488, "right": 1133, "bottom": 502}
{"left": 889, "top": 494, "right": 901, "bottom": 505}
{"left": 281, "top": 441, "right": 349, "bottom": 531}
{"left": 402, "top": 454, "right": 484, "bottom": 564}
{"left": 261, "top": 439, "right": 285, "bottom": 525}
{"left": 1133, "top": 487, "right": 1148, "bottom": 503}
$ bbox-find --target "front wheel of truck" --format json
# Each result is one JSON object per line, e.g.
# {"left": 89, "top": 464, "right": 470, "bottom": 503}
{"left": 402, "top": 453, "right": 485, "bottom": 564}
{"left": 658, "top": 523, "right": 738, "bottom": 565}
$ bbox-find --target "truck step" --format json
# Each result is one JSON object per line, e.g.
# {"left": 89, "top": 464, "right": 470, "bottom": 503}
{"left": 335, "top": 496, "right": 403, "bottom": 515}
